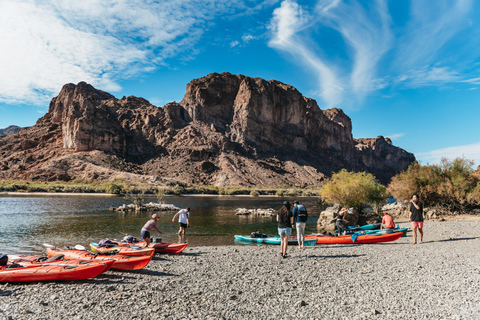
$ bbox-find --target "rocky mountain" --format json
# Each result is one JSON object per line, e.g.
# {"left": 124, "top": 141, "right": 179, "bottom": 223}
{"left": 0, "top": 125, "right": 23, "bottom": 136}
{"left": 0, "top": 72, "right": 415, "bottom": 186}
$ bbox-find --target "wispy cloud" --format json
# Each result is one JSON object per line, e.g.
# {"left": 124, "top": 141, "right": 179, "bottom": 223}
{"left": 268, "top": 0, "right": 343, "bottom": 106}
{"left": 416, "top": 141, "right": 480, "bottom": 167}
{"left": 268, "top": 0, "right": 477, "bottom": 107}
{"left": 316, "top": 0, "right": 393, "bottom": 97}
{"left": 0, "top": 0, "right": 267, "bottom": 105}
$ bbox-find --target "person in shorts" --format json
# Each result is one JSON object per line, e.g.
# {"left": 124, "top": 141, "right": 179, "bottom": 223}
{"left": 277, "top": 201, "right": 293, "bottom": 258}
{"left": 172, "top": 207, "right": 190, "bottom": 236}
{"left": 409, "top": 194, "right": 424, "bottom": 244}
{"left": 141, "top": 214, "right": 163, "bottom": 247}
{"left": 292, "top": 200, "right": 308, "bottom": 249}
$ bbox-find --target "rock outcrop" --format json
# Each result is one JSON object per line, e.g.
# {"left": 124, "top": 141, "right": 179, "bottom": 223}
{"left": 0, "top": 72, "right": 415, "bottom": 186}
{"left": 0, "top": 125, "right": 23, "bottom": 136}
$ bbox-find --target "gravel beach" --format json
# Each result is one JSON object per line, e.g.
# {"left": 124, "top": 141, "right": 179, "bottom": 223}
{"left": 1, "top": 221, "right": 479, "bottom": 320}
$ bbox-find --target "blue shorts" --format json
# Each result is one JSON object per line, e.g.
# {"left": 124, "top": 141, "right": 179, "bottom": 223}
{"left": 278, "top": 227, "right": 292, "bottom": 236}
{"left": 140, "top": 230, "right": 150, "bottom": 240}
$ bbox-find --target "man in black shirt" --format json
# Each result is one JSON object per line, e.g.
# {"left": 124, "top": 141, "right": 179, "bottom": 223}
{"left": 409, "top": 194, "right": 424, "bottom": 245}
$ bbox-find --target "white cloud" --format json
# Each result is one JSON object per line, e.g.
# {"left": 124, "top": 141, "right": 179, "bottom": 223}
{"left": 0, "top": 0, "right": 262, "bottom": 105}
{"left": 268, "top": 0, "right": 343, "bottom": 107}
{"left": 416, "top": 142, "right": 480, "bottom": 167}
{"left": 316, "top": 0, "right": 393, "bottom": 96}
{"left": 396, "top": 0, "right": 473, "bottom": 69}
{"left": 242, "top": 34, "right": 255, "bottom": 43}
{"left": 230, "top": 41, "right": 240, "bottom": 47}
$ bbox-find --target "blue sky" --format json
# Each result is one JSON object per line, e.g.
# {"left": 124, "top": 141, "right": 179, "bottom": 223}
{"left": 1, "top": 0, "right": 479, "bottom": 168}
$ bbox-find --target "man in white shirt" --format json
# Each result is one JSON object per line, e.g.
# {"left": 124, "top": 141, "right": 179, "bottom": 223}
{"left": 172, "top": 207, "right": 190, "bottom": 236}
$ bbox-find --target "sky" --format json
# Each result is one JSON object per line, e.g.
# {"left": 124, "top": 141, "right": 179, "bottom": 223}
{"left": 0, "top": 0, "right": 479, "bottom": 168}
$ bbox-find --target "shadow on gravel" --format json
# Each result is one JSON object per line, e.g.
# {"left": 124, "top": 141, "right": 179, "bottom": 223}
{"left": 138, "top": 270, "right": 178, "bottom": 277}
{"left": 0, "top": 290, "right": 14, "bottom": 296}
{"left": 307, "top": 254, "right": 366, "bottom": 259}
{"left": 435, "top": 237, "right": 480, "bottom": 243}
{"left": 180, "top": 251, "right": 208, "bottom": 257}
{"left": 152, "top": 256, "right": 171, "bottom": 261}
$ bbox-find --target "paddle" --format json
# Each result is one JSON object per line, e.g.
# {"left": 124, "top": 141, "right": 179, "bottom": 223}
{"left": 43, "top": 243, "right": 55, "bottom": 248}
{"left": 74, "top": 245, "right": 86, "bottom": 250}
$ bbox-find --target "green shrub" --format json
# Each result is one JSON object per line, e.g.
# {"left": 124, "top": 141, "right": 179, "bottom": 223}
{"left": 319, "top": 169, "right": 388, "bottom": 212}
{"left": 388, "top": 157, "right": 480, "bottom": 212}
{"left": 250, "top": 190, "right": 260, "bottom": 197}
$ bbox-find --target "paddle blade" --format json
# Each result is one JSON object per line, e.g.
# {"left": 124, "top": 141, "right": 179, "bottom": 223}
{"left": 74, "top": 245, "right": 86, "bottom": 250}
{"left": 43, "top": 243, "right": 55, "bottom": 248}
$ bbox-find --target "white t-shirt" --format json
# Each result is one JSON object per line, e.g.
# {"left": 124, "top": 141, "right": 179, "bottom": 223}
{"left": 178, "top": 209, "right": 189, "bottom": 224}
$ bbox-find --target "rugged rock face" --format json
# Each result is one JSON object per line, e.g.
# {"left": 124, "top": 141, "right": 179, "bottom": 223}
{"left": 0, "top": 72, "right": 415, "bottom": 186}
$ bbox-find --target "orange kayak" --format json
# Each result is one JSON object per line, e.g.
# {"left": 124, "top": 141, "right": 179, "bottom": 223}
{"left": 0, "top": 261, "right": 107, "bottom": 283}
{"left": 306, "top": 232, "right": 403, "bottom": 244}
{"left": 8, "top": 254, "right": 114, "bottom": 272}
{"left": 89, "top": 242, "right": 155, "bottom": 256}
{"left": 46, "top": 247, "right": 152, "bottom": 271}
{"left": 118, "top": 241, "right": 188, "bottom": 254}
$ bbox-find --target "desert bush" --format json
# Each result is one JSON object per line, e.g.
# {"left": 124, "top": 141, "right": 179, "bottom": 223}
{"left": 388, "top": 157, "right": 480, "bottom": 212}
{"left": 319, "top": 169, "right": 388, "bottom": 212}
{"left": 250, "top": 190, "right": 260, "bottom": 197}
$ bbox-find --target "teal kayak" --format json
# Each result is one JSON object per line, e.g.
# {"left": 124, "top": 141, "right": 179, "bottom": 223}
{"left": 364, "top": 228, "right": 408, "bottom": 236}
{"left": 234, "top": 235, "right": 317, "bottom": 246}
{"left": 347, "top": 223, "right": 381, "bottom": 231}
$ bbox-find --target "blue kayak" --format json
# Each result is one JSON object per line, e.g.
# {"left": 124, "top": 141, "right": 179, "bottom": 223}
{"left": 234, "top": 235, "right": 317, "bottom": 246}
{"left": 347, "top": 223, "right": 381, "bottom": 231}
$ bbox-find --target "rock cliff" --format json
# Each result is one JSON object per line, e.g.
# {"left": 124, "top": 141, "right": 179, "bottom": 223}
{"left": 0, "top": 72, "right": 415, "bottom": 186}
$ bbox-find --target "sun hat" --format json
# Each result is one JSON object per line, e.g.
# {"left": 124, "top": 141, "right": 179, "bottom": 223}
{"left": 293, "top": 200, "right": 299, "bottom": 204}
{"left": 152, "top": 214, "right": 160, "bottom": 219}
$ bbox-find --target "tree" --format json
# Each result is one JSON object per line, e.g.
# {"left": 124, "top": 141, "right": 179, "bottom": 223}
{"left": 387, "top": 157, "right": 480, "bottom": 212}
{"left": 319, "top": 169, "right": 388, "bottom": 212}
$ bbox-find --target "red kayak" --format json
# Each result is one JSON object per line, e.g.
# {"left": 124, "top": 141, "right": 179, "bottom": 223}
{"left": 118, "top": 241, "right": 188, "bottom": 254}
{"left": 8, "top": 254, "right": 114, "bottom": 272}
{"left": 0, "top": 261, "right": 107, "bottom": 283}
{"left": 306, "top": 232, "right": 403, "bottom": 244}
{"left": 46, "top": 247, "right": 152, "bottom": 271}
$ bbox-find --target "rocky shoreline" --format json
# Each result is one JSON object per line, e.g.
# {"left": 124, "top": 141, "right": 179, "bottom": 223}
{"left": 1, "top": 221, "right": 480, "bottom": 319}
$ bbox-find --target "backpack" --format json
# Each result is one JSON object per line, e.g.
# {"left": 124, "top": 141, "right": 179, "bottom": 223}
{"left": 250, "top": 231, "right": 267, "bottom": 238}
{"left": 0, "top": 254, "right": 7, "bottom": 266}
{"left": 98, "top": 239, "right": 117, "bottom": 248}
{"left": 123, "top": 236, "right": 138, "bottom": 243}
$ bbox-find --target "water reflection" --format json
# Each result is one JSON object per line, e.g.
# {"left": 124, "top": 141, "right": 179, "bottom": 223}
{"left": 0, "top": 195, "right": 322, "bottom": 254}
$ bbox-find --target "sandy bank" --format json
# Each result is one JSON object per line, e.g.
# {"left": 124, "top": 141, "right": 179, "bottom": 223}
{"left": 1, "top": 221, "right": 479, "bottom": 319}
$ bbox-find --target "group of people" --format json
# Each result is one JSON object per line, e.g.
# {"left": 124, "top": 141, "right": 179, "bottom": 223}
{"left": 276, "top": 193, "right": 425, "bottom": 257}
{"left": 276, "top": 200, "right": 308, "bottom": 258}
{"left": 140, "top": 207, "right": 191, "bottom": 246}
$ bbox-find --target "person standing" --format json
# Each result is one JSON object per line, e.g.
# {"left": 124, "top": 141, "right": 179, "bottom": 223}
{"left": 141, "top": 214, "right": 163, "bottom": 247}
{"left": 292, "top": 200, "right": 308, "bottom": 249}
{"left": 277, "top": 201, "right": 293, "bottom": 258}
{"left": 336, "top": 207, "right": 349, "bottom": 235}
{"left": 381, "top": 212, "right": 396, "bottom": 229}
{"left": 409, "top": 195, "right": 424, "bottom": 244}
{"left": 172, "top": 207, "right": 190, "bottom": 236}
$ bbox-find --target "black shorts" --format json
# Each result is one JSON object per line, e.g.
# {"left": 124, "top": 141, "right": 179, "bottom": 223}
{"left": 141, "top": 230, "right": 150, "bottom": 239}
{"left": 179, "top": 223, "right": 188, "bottom": 229}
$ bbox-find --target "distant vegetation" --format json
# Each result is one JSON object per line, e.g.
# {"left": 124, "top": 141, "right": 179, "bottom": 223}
{"left": 318, "top": 169, "right": 388, "bottom": 213}
{"left": 0, "top": 179, "right": 318, "bottom": 197}
{"left": 387, "top": 157, "right": 480, "bottom": 213}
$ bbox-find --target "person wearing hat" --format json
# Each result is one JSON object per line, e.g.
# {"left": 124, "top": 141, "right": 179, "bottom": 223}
{"left": 141, "top": 213, "right": 163, "bottom": 247}
{"left": 381, "top": 212, "right": 396, "bottom": 229}
{"left": 172, "top": 207, "right": 190, "bottom": 236}
{"left": 292, "top": 200, "right": 308, "bottom": 249}
{"left": 277, "top": 201, "right": 293, "bottom": 258}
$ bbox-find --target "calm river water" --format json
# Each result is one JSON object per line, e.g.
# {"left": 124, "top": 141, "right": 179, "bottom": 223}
{"left": 0, "top": 194, "right": 323, "bottom": 255}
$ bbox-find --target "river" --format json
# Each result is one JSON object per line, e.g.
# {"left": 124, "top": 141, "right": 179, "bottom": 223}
{"left": 0, "top": 194, "right": 323, "bottom": 255}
